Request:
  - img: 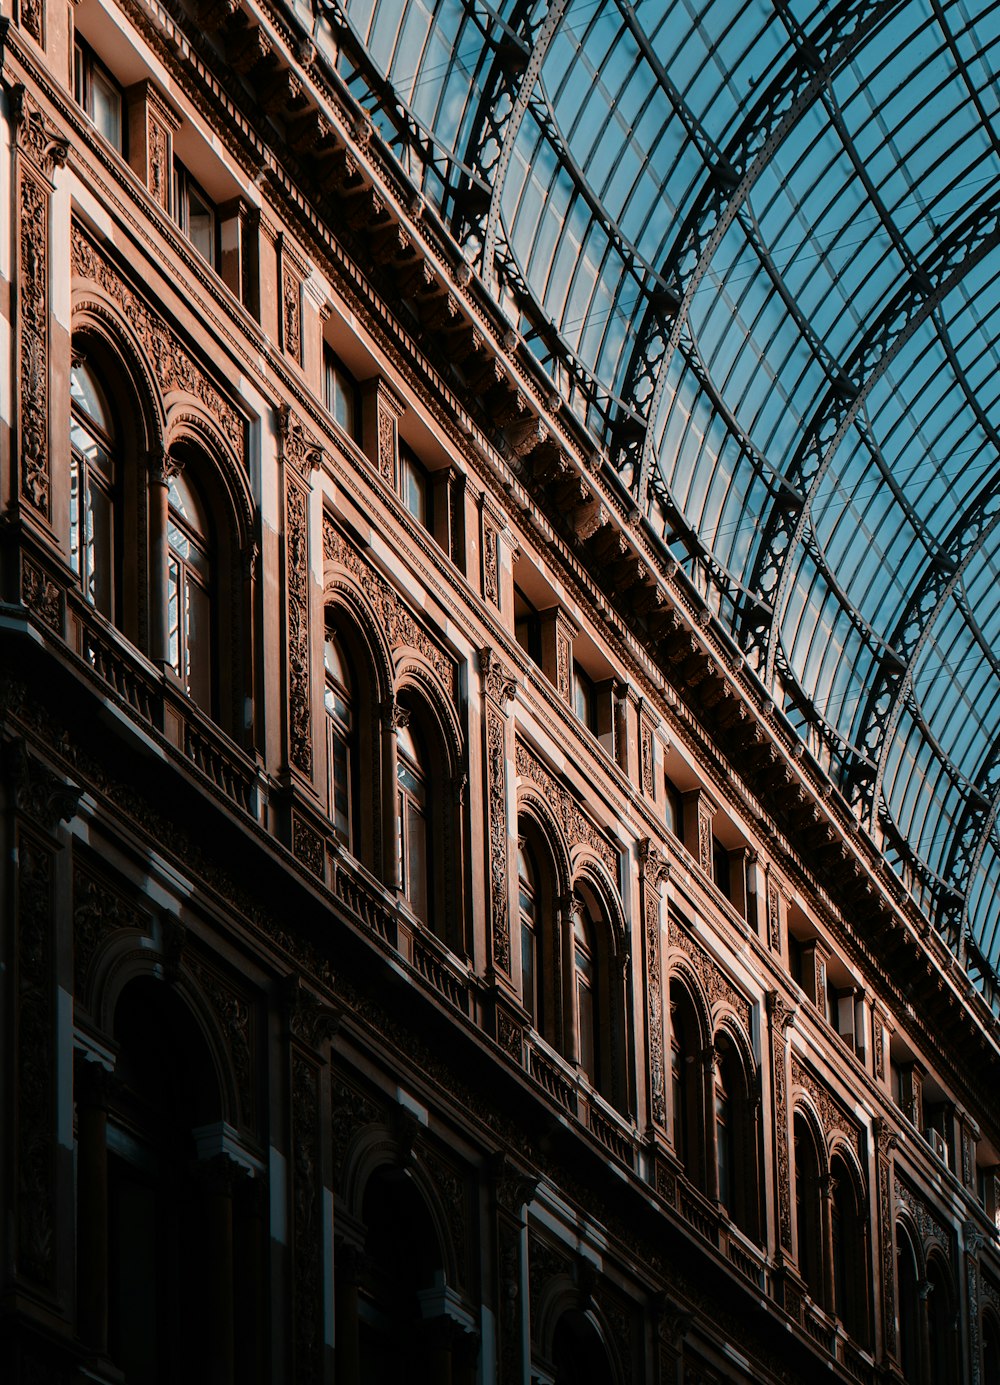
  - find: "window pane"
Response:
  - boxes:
[187,186,216,265]
[406,802,428,920]
[88,480,114,618]
[91,67,123,151]
[186,578,212,709]
[167,558,181,678]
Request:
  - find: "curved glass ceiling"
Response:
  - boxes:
[322,0,1000,1003]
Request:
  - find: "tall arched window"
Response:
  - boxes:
[324,631,356,849]
[714,1033,760,1239]
[551,1309,615,1385]
[574,899,598,1090]
[167,470,213,712]
[397,716,430,924]
[518,840,542,1032]
[830,1155,868,1344]
[896,1223,922,1383]
[70,360,119,621]
[927,1255,958,1384]
[793,1113,823,1301]
[669,981,704,1188]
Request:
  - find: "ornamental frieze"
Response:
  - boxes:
[71,226,245,460]
[666,911,752,1034]
[894,1173,954,1261]
[322,519,457,700]
[790,1053,862,1156]
[514,740,618,877]
[18,165,51,514]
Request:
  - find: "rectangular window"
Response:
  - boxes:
[399,445,431,529]
[514,585,542,667]
[572,661,596,732]
[74,39,124,153]
[173,160,218,268]
[324,347,358,439]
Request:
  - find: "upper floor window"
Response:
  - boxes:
[572,662,596,732]
[665,775,684,839]
[324,632,355,850]
[324,348,358,439]
[518,842,541,1031]
[173,160,218,268]
[399,445,430,529]
[167,471,213,713]
[70,361,118,622]
[74,40,124,153]
[396,717,430,923]
[514,585,542,668]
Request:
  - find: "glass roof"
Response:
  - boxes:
[321,0,1000,1003]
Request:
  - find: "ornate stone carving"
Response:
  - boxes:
[697,798,713,875]
[282,262,302,364]
[790,1054,862,1155]
[21,558,61,630]
[480,647,516,708]
[640,839,670,1129]
[528,1232,571,1342]
[640,721,654,798]
[187,955,256,1132]
[148,116,169,209]
[497,1008,522,1061]
[667,912,752,1034]
[767,990,795,1251]
[515,740,617,876]
[7,741,81,832]
[285,976,340,1051]
[330,1077,381,1178]
[71,226,245,459]
[894,1174,953,1260]
[292,813,324,878]
[73,864,147,999]
[422,1147,468,1285]
[16,831,55,1285]
[767,878,781,953]
[482,515,500,608]
[18,0,43,44]
[279,404,323,478]
[486,704,511,973]
[18,167,51,514]
[283,465,313,777]
[323,520,457,699]
[11,88,68,177]
[556,626,571,701]
[874,1117,898,1357]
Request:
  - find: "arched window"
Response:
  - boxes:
[830,1155,868,1344]
[714,1034,759,1241]
[551,1309,615,1385]
[669,981,704,1188]
[167,469,213,712]
[396,716,430,923]
[896,1223,922,1383]
[983,1312,1000,1385]
[70,360,119,622]
[927,1255,958,1384]
[518,839,542,1032]
[574,899,598,1090]
[793,1113,823,1301]
[324,631,356,849]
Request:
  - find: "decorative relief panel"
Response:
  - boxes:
[21,557,62,630]
[767,878,781,953]
[515,739,617,876]
[18,166,52,516]
[292,813,324,878]
[280,244,303,365]
[322,520,457,700]
[640,720,654,798]
[790,1054,863,1156]
[19,0,44,44]
[73,863,148,1000]
[640,839,670,1129]
[280,417,315,780]
[667,911,752,1034]
[482,514,500,608]
[894,1174,953,1260]
[71,226,245,459]
[486,705,511,973]
[290,1050,323,1383]
[875,1119,898,1358]
[187,954,256,1133]
[767,991,796,1252]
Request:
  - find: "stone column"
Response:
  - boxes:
[702,1045,721,1205]
[149,451,182,666]
[639,841,671,1136]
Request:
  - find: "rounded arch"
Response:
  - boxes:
[571,860,631,1115]
[713,1018,762,1243]
[926,1249,960,1384]
[667,960,712,1050]
[790,1096,830,1178]
[535,1280,622,1385]
[344,1143,459,1292]
[394,655,464,782]
[323,577,395,707]
[792,1105,826,1302]
[571,853,628,961]
[164,404,254,552]
[829,1144,870,1345]
[668,971,709,1190]
[71,293,166,456]
[895,1215,924,1383]
[92,934,240,1131]
[516,790,572,899]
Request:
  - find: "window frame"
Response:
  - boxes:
[74,37,126,154]
[172,158,220,269]
[323,347,359,441]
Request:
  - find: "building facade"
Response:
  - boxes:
[1,2,1000,1383]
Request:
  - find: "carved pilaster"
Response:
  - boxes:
[279,236,306,365]
[360,377,406,486]
[875,1118,898,1362]
[13,88,67,520]
[767,990,797,1253]
[638,703,657,800]
[481,649,516,978]
[640,840,670,1131]
[126,80,180,211]
[279,408,320,781]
